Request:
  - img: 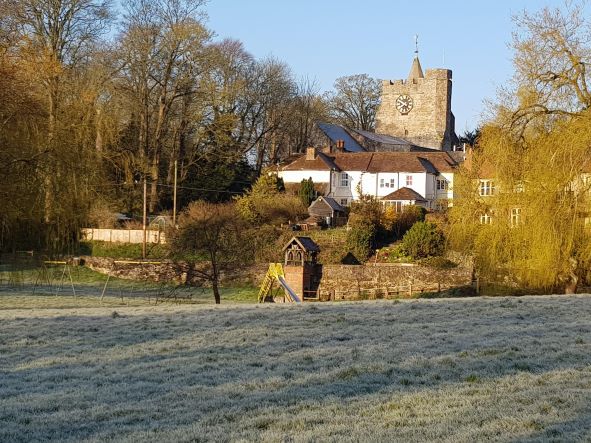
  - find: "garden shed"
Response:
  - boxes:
[308,196,347,226]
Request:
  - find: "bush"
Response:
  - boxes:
[346,221,376,263]
[235,174,306,224]
[299,177,316,207]
[401,221,445,259]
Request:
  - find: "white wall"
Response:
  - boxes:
[279,170,330,184]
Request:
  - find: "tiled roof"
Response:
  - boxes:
[317,123,365,152]
[282,151,458,174]
[282,151,340,172]
[382,187,427,202]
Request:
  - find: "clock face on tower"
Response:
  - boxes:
[395,94,414,114]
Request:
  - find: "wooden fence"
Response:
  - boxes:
[81,228,166,244]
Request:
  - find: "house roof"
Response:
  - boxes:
[309,196,345,213]
[382,187,427,202]
[282,236,320,253]
[281,151,458,174]
[317,123,365,152]
[282,151,340,172]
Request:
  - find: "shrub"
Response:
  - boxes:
[346,221,376,263]
[235,174,306,224]
[298,177,316,207]
[401,221,445,259]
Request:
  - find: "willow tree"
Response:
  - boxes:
[449,1,591,293]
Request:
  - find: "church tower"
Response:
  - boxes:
[375,50,456,151]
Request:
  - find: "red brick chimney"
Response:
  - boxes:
[335,140,345,152]
[306,147,317,161]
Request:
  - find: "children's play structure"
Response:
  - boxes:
[258,236,322,303]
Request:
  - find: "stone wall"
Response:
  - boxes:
[318,263,472,300]
[81,256,268,287]
[376,68,454,150]
[81,256,472,300]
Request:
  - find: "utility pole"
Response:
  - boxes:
[142,177,147,259]
[172,160,178,227]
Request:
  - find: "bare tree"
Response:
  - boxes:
[170,201,251,304]
[508,1,591,130]
[327,74,381,131]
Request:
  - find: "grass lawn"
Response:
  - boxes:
[1,295,591,441]
[0,265,258,309]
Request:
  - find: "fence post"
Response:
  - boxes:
[438,282,441,293]
[408,281,413,297]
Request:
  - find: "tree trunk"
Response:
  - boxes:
[212,278,221,304]
[149,154,159,213]
[564,257,578,294]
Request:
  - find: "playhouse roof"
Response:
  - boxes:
[282,236,320,253]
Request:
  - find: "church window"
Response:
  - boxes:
[339,173,349,187]
[406,175,413,187]
[479,180,495,196]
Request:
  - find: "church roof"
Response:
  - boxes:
[316,123,365,152]
[382,187,427,202]
[408,56,424,81]
[348,128,441,152]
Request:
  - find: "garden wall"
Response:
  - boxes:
[318,263,473,300]
[82,256,473,299]
[81,257,267,287]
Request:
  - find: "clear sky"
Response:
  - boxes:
[204,0,574,134]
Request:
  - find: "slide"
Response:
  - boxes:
[277,276,301,303]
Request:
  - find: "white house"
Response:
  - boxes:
[279,148,458,210]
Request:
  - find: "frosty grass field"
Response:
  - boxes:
[2,294,591,442]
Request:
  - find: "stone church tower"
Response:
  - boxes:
[376,55,456,151]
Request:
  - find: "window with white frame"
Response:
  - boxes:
[511,208,521,226]
[405,175,413,187]
[340,198,348,206]
[480,213,492,225]
[514,181,524,193]
[479,180,495,196]
[436,179,447,191]
[380,178,385,188]
[339,173,349,187]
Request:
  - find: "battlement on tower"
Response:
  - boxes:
[375,58,455,151]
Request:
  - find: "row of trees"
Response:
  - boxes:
[0,0,383,253]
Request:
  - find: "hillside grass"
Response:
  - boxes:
[2,295,591,441]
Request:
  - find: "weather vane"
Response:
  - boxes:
[414,34,419,55]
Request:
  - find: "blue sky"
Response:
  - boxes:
[205,0,574,133]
